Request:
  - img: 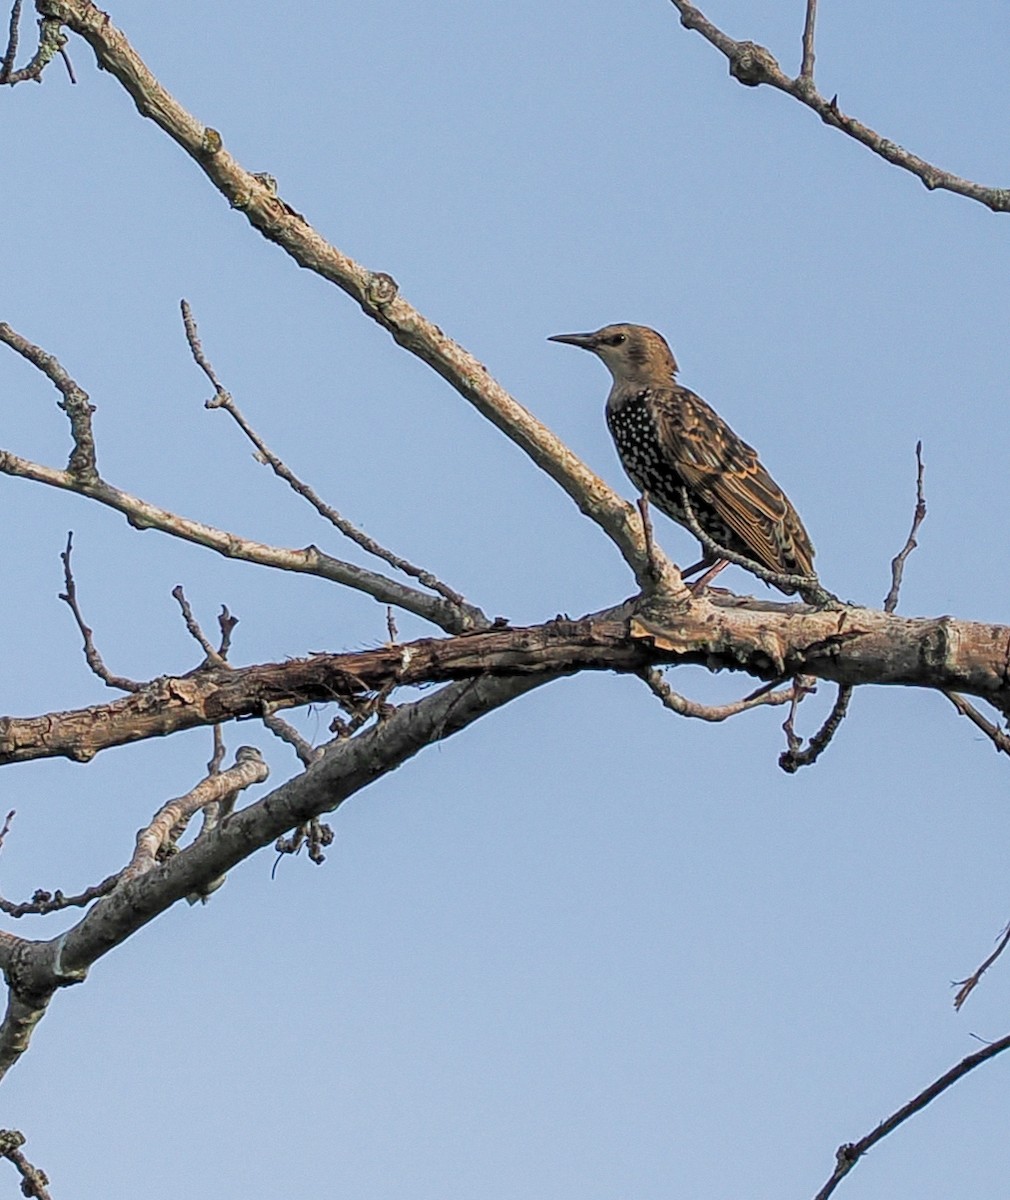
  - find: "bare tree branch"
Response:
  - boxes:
[0,1130,52,1200]
[0,0,22,81]
[32,0,685,596]
[2,603,1010,766]
[181,300,480,617]
[813,1031,1010,1199]
[121,746,268,884]
[953,920,1010,1012]
[944,690,1010,755]
[667,0,1010,212]
[0,9,64,85]
[0,671,547,1079]
[799,0,817,81]
[779,682,853,773]
[171,584,225,666]
[883,442,926,613]
[640,668,797,722]
[0,415,478,635]
[59,532,143,691]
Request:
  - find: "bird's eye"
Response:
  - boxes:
[607,334,627,346]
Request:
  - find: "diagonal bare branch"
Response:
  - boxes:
[945,690,1010,755]
[180,300,479,614]
[667,0,1010,212]
[0,322,97,479]
[677,486,834,605]
[953,920,1010,1012]
[0,671,548,1079]
[1,321,486,633]
[813,1031,1010,1199]
[33,0,684,596]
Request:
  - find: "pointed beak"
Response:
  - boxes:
[548,332,596,351]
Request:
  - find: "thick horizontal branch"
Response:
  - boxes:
[4,601,1010,765]
[33,0,677,593]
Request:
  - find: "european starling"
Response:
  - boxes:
[549,324,815,593]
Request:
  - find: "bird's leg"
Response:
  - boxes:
[689,558,729,595]
[679,554,715,581]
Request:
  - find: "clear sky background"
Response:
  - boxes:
[2,2,1010,1197]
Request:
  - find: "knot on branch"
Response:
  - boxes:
[729,41,778,86]
[366,272,399,308]
[0,1131,24,1154]
[200,127,223,159]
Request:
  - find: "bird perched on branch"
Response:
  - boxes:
[549,323,815,594]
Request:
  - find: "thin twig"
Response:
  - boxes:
[640,668,797,722]
[779,683,852,772]
[944,691,1010,755]
[262,706,320,767]
[883,441,926,613]
[180,300,477,613]
[953,921,1010,1012]
[813,1031,1010,1199]
[0,323,97,479]
[0,12,64,85]
[207,724,226,776]
[668,0,1010,212]
[59,532,143,692]
[171,585,224,665]
[0,811,14,856]
[0,874,119,918]
[217,604,238,658]
[57,42,75,83]
[0,1130,52,1200]
[799,0,817,80]
[0,0,22,82]
[121,747,268,885]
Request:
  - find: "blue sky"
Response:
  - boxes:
[2,2,1010,1196]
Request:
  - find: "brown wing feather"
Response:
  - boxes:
[649,387,815,576]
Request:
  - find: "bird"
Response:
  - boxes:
[548,323,815,594]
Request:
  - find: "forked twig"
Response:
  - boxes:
[668,0,1010,212]
[953,920,1010,1012]
[59,533,143,692]
[779,683,853,773]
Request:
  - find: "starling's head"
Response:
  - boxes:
[548,324,679,387]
